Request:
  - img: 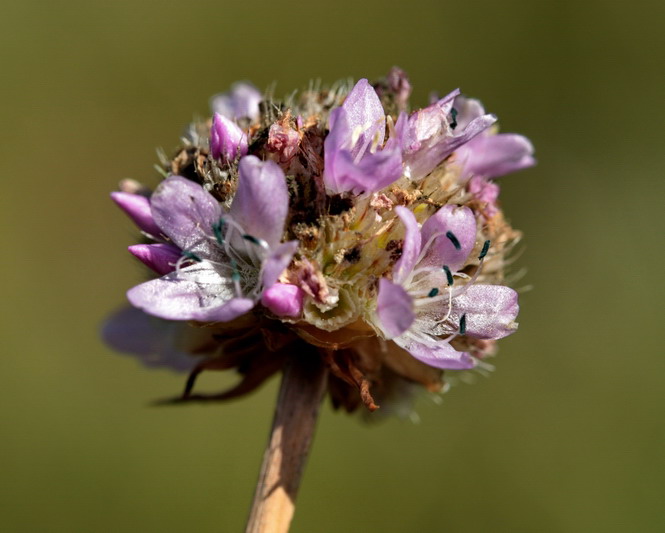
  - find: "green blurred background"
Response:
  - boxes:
[1,0,663,531]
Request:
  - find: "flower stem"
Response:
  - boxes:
[245,354,328,533]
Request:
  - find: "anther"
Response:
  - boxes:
[446,231,461,250]
[450,108,458,130]
[428,288,439,298]
[459,314,467,335]
[212,218,225,245]
[182,250,202,262]
[478,240,490,260]
[230,259,242,297]
[242,234,268,249]
[442,265,454,286]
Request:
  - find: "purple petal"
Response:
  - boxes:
[261,283,304,317]
[128,243,181,275]
[324,139,403,195]
[453,95,487,130]
[110,192,162,237]
[394,336,475,370]
[101,307,200,372]
[341,78,386,157]
[323,107,351,193]
[403,101,448,154]
[436,89,461,113]
[261,241,299,289]
[127,262,255,322]
[210,113,248,162]
[230,156,289,247]
[385,67,412,110]
[210,82,262,121]
[403,93,496,180]
[453,284,519,339]
[420,205,476,272]
[376,278,415,339]
[392,206,422,284]
[149,176,222,257]
[444,113,497,155]
[456,133,535,178]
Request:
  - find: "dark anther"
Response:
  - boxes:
[450,108,458,130]
[231,260,241,282]
[428,288,439,298]
[212,218,225,245]
[443,265,454,286]
[182,250,202,262]
[446,231,461,250]
[459,314,467,335]
[479,239,491,260]
[242,234,265,247]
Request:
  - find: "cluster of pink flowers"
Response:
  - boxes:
[105,68,533,413]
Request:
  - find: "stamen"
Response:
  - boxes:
[450,108,458,130]
[352,118,385,163]
[212,218,225,245]
[443,265,453,286]
[182,250,202,262]
[413,292,450,306]
[459,314,467,335]
[450,241,490,299]
[350,124,365,147]
[446,231,461,250]
[479,240,490,260]
[431,289,454,329]
[428,288,439,298]
[407,230,451,286]
[231,259,242,296]
[217,217,256,269]
[242,234,269,250]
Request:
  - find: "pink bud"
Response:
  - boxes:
[111,192,161,237]
[128,244,181,275]
[261,283,304,318]
[210,113,248,162]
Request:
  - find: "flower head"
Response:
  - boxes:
[106,71,533,415]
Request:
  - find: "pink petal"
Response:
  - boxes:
[452,284,519,339]
[341,78,386,157]
[457,133,535,178]
[127,263,254,322]
[230,156,289,248]
[210,113,248,162]
[420,205,476,272]
[110,191,162,237]
[101,307,200,372]
[149,176,222,257]
[261,283,304,317]
[395,336,475,370]
[128,243,181,275]
[210,82,262,121]
[376,278,415,339]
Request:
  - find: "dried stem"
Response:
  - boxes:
[245,355,328,533]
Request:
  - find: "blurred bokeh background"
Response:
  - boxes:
[1,0,663,531]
